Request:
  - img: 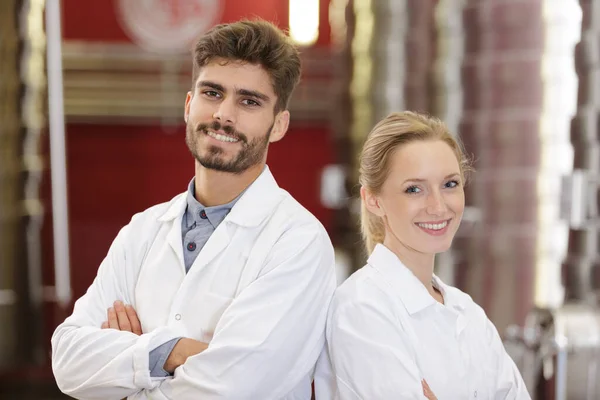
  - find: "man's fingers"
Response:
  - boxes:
[107,307,119,329]
[125,304,142,335]
[105,301,141,334]
[114,301,132,332]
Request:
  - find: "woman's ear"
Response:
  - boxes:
[361,186,386,218]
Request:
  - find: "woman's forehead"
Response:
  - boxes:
[387,141,461,181]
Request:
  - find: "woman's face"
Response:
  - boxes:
[364,140,465,255]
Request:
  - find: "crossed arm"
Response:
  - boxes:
[104,299,438,399]
[52,223,336,400]
[101,301,207,374]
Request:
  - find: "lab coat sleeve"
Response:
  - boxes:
[51,220,181,400]
[485,318,532,400]
[133,223,337,400]
[326,293,427,400]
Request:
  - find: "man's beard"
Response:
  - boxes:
[186,120,272,174]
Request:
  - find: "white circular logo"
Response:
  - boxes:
[115,0,224,55]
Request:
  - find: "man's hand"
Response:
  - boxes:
[99,301,207,373]
[422,380,437,400]
[163,338,208,374]
[101,300,142,335]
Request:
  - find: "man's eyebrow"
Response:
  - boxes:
[196,80,225,92]
[197,80,271,103]
[237,88,270,103]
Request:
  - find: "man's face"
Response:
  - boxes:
[184,59,289,174]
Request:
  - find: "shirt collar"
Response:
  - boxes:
[184,178,242,229]
[158,165,284,227]
[368,244,467,315]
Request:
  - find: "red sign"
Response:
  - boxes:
[115,0,223,54]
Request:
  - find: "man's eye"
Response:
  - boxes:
[242,99,260,106]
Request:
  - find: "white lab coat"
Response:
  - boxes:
[314,244,531,400]
[51,167,337,400]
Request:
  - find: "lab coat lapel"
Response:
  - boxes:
[192,222,231,272]
[187,167,279,273]
[170,166,280,274]
[158,193,188,274]
[165,213,186,274]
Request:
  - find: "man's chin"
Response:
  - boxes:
[196,148,231,165]
[198,158,230,170]
[195,155,244,174]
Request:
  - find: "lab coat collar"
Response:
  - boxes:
[368,245,466,315]
[368,244,437,315]
[158,166,283,228]
[368,244,471,339]
[432,273,470,336]
[432,275,468,312]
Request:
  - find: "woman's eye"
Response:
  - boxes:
[445,180,460,188]
[405,186,421,194]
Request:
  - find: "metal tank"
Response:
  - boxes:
[506,303,600,400]
[505,1,600,399]
[0,0,50,368]
[0,0,22,368]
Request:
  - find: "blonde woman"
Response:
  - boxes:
[321,112,530,399]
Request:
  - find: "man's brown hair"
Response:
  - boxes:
[192,19,302,113]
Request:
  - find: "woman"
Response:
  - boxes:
[324,111,530,399]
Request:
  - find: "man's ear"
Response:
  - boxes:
[184,91,192,123]
[360,186,386,218]
[269,110,290,143]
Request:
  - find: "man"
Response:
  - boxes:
[52,19,336,400]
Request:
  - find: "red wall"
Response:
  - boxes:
[62,0,332,47]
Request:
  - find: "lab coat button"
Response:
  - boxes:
[175,314,181,321]
[474,391,477,398]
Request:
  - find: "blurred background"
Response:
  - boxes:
[0,0,596,398]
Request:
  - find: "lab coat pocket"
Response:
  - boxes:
[192,292,233,343]
[464,323,493,399]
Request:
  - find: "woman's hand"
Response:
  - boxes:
[422,379,438,400]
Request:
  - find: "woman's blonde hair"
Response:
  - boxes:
[359,111,472,255]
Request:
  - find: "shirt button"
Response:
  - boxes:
[199,210,207,219]
[187,242,197,251]
[175,314,181,321]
